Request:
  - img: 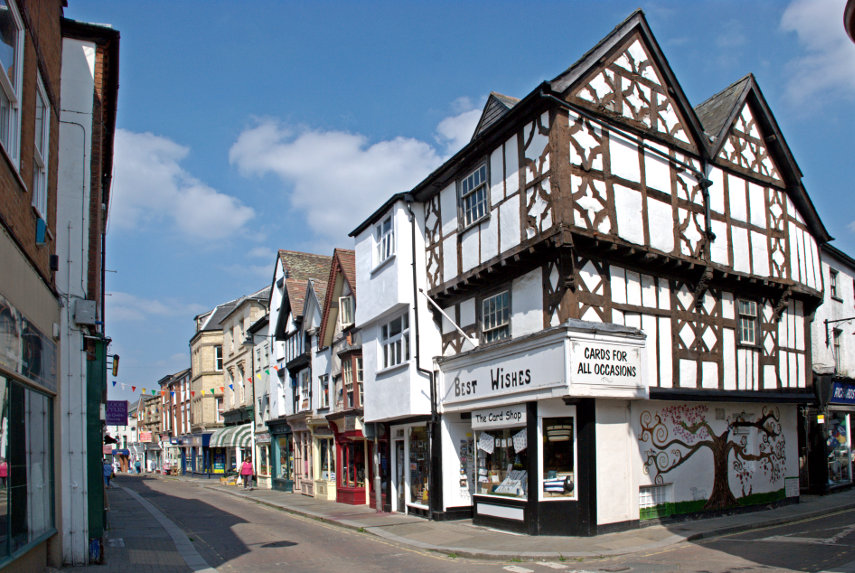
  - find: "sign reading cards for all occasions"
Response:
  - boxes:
[569,341,642,386]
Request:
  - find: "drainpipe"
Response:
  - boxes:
[403,194,438,518]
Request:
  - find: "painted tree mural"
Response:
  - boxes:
[639,405,786,510]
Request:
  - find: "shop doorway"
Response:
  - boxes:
[395,440,405,512]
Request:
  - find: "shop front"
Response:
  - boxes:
[287,413,313,495]
[328,412,369,505]
[208,423,252,473]
[806,375,855,493]
[188,433,212,474]
[387,419,432,516]
[437,321,646,535]
[255,431,272,489]
[268,418,294,492]
[311,423,336,501]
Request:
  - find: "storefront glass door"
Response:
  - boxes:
[828,411,852,485]
[395,440,404,512]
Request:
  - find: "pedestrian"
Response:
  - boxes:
[0,458,7,488]
[134,459,141,474]
[239,458,253,489]
[103,459,114,488]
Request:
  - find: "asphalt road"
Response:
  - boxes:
[122,478,855,573]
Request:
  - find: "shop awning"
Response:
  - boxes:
[208,423,252,448]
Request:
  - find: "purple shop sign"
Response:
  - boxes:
[106,400,128,425]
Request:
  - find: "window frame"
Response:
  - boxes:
[379,312,410,371]
[31,72,48,219]
[737,299,758,346]
[458,162,490,229]
[214,345,223,371]
[830,269,841,301]
[319,374,329,409]
[0,0,23,169]
[480,289,511,344]
[339,295,355,329]
[374,215,395,266]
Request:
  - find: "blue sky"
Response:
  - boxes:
[62,1,855,404]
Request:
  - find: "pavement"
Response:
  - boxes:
[53,472,855,571]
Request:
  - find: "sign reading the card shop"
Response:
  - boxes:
[471,404,527,430]
[569,341,641,386]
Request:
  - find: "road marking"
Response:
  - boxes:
[504,566,534,573]
[121,485,218,573]
[537,563,568,569]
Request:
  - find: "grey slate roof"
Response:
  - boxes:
[694,76,751,143]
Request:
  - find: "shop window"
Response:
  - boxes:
[277,437,292,480]
[342,442,365,488]
[258,446,270,476]
[737,300,757,345]
[481,290,510,343]
[318,438,333,481]
[542,417,575,498]
[828,411,852,486]
[476,427,528,499]
[409,427,430,505]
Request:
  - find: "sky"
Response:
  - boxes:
[61,0,855,405]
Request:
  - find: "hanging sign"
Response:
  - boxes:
[105,400,129,426]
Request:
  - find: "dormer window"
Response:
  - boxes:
[460,163,489,227]
[375,215,394,265]
[339,295,355,329]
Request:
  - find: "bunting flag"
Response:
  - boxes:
[132,386,136,392]
[210,389,216,395]
[265,369,270,375]
[229,384,233,390]
[247,378,252,383]
[161,390,166,396]
[256,373,261,379]
[151,390,157,395]
[112,381,117,387]
[220,386,225,392]
[273,365,279,371]
[171,391,175,397]
[191,391,195,397]
[142,388,146,394]
[121,383,126,390]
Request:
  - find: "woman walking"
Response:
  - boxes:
[239,458,253,489]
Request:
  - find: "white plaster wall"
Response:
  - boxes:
[748,182,766,228]
[813,255,855,377]
[609,134,641,184]
[441,417,474,510]
[511,269,543,338]
[58,37,96,566]
[499,197,520,254]
[750,230,770,277]
[644,143,671,194]
[614,184,644,245]
[710,220,729,266]
[633,401,799,511]
[596,400,637,526]
[646,197,673,253]
[708,167,725,215]
[728,174,747,223]
[440,182,457,238]
[732,227,750,274]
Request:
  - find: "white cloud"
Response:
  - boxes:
[248,246,275,260]
[111,130,255,240]
[436,108,482,155]
[107,291,206,322]
[781,0,855,106]
[229,122,443,244]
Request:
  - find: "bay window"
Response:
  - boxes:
[380,313,409,370]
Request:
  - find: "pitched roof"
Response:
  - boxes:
[319,248,357,346]
[277,250,332,281]
[197,298,239,332]
[472,92,520,140]
[694,76,751,142]
[284,278,309,318]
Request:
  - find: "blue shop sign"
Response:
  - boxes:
[830,382,855,405]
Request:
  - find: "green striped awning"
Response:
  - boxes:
[208,423,252,448]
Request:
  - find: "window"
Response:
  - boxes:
[356,356,363,408]
[481,291,510,343]
[375,215,394,264]
[214,345,223,371]
[380,313,409,369]
[339,295,354,329]
[319,374,329,409]
[830,269,840,300]
[343,359,353,408]
[542,418,575,499]
[0,0,22,166]
[475,426,528,499]
[216,397,223,422]
[737,300,757,345]
[31,74,48,218]
[460,163,488,226]
[297,369,310,411]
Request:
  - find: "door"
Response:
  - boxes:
[395,440,405,513]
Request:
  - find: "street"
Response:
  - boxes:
[105,475,855,573]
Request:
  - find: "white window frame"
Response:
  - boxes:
[830,269,840,300]
[834,328,843,373]
[481,290,510,343]
[339,295,355,329]
[380,313,410,370]
[31,73,48,218]
[0,0,23,168]
[375,215,395,266]
[460,163,489,227]
[356,356,363,408]
[214,345,223,371]
[737,300,757,346]
[319,374,329,409]
[343,359,354,408]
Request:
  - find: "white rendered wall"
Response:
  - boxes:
[57,37,96,566]
[813,253,855,378]
[595,400,637,526]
